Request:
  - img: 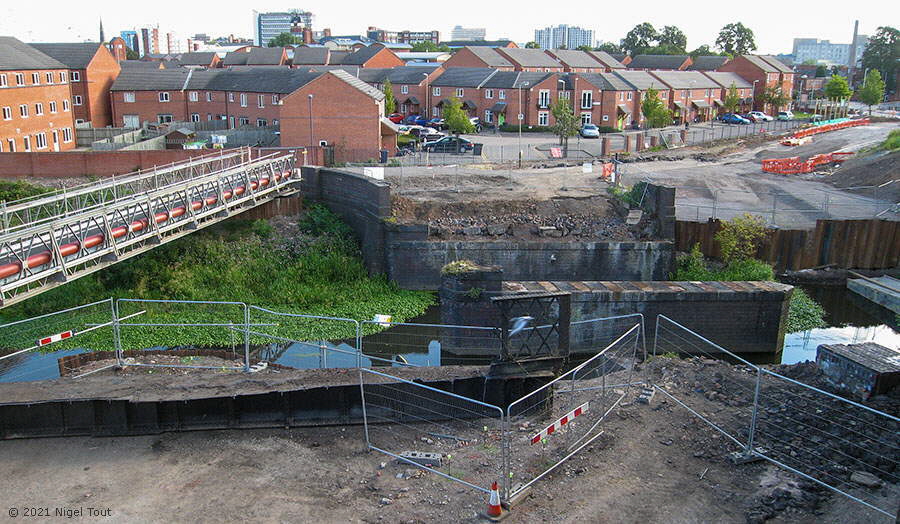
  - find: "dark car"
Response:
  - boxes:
[402,115,429,126]
[721,113,750,124]
[422,136,474,153]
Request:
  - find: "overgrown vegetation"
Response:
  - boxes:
[1,206,434,350]
[607,182,648,209]
[0,180,51,203]
[441,259,479,275]
[877,129,900,152]
[671,214,826,333]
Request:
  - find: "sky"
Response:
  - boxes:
[0,1,895,54]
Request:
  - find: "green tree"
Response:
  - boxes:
[549,97,579,154]
[715,22,757,56]
[723,83,741,113]
[622,22,658,56]
[267,32,300,47]
[641,86,673,128]
[823,74,852,100]
[857,69,885,114]
[442,97,474,136]
[759,85,790,113]
[814,65,828,77]
[382,79,395,115]
[524,41,540,49]
[658,26,687,53]
[688,44,716,58]
[576,45,593,51]
[801,59,817,66]
[860,26,899,92]
[594,42,621,53]
[125,48,139,60]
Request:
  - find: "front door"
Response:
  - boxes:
[52,130,59,151]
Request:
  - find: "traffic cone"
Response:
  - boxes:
[483,481,507,521]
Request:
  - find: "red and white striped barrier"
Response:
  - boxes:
[37,330,73,347]
[530,402,589,444]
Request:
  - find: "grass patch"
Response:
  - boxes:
[878,129,900,152]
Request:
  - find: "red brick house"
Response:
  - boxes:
[0,37,76,152]
[648,70,721,123]
[440,47,515,71]
[107,37,128,62]
[495,48,564,72]
[357,65,443,116]
[570,73,640,129]
[544,50,610,73]
[340,44,404,69]
[611,70,668,126]
[702,71,754,114]
[717,55,794,113]
[626,55,692,71]
[30,42,121,127]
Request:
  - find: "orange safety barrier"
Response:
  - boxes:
[790,118,869,140]
[761,151,854,174]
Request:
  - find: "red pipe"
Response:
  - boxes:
[0,173,285,280]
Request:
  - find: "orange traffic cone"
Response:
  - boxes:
[484,481,506,521]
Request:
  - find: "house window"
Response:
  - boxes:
[31,73,40,84]
[484,109,493,123]
[581,112,592,125]
[207,114,212,121]
[189,91,198,102]
[432,107,439,117]
[705,89,710,97]
[7,138,15,152]
[602,115,609,122]
[239,117,249,126]
[257,95,264,108]
[257,119,267,127]
[191,113,200,122]
[45,72,53,84]
[682,90,688,98]
[205,92,212,102]
[538,90,550,108]
[498,90,506,100]
[538,112,549,126]
[75,119,84,124]
[240,93,247,107]
[400,85,408,94]
[23,136,31,152]
[35,132,47,149]
[19,104,28,118]
[15,73,24,86]
[660,91,667,99]
[228,93,234,102]
[63,99,70,111]
[35,103,43,115]
[559,91,570,100]
[123,92,135,103]
[49,101,57,113]
[485,89,493,99]
[59,72,67,83]
[159,92,170,102]
[455,88,464,97]
[272,119,279,126]
[1,107,10,120]
[0,74,6,87]
[73,95,83,106]
[71,71,81,82]
[581,90,592,109]
[157,114,173,123]
[432,87,440,96]
[272,94,279,104]
[627,92,633,101]
[62,128,72,142]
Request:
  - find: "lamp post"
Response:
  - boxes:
[751,79,759,113]
[518,81,529,168]
[422,72,429,119]
[307,94,314,145]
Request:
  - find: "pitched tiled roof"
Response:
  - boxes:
[587,51,626,69]
[177,52,217,66]
[647,70,720,89]
[497,48,562,68]
[119,60,164,70]
[341,44,390,65]
[431,67,497,87]
[29,42,101,69]
[482,71,553,89]
[291,46,330,65]
[111,68,193,90]
[741,55,778,73]
[222,51,250,66]
[466,47,513,67]
[111,68,322,94]
[549,49,604,68]
[611,70,661,90]
[687,56,728,71]
[757,55,792,73]
[443,40,516,48]
[328,51,351,64]
[246,48,284,65]
[329,69,385,101]
[626,55,690,70]
[386,65,440,84]
[702,71,752,89]
[0,36,67,70]
[578,72,633,91]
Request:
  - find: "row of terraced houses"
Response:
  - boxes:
[1,35,796,160]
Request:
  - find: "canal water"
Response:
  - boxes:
[1,285,896,383]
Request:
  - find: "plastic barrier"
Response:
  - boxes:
[790,118,869,140]
[761,151,854,174]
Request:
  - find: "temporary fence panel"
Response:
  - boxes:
[115,299,249,371]
[360,367,506,498]
[360,320,501,367]
[248,306,364,369]
[651,315,761,450]
[752,369,900,519]
[569,313,647,360]
[0,298,118,381]
[505,324,642,499]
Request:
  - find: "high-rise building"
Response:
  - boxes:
[120,30,138,52]
[792,36,868,66]
[534,24,594,50]
[366,27,439,44]
[253,10,313,46]
[450,26,486,41]
[140,26,160,56]
[165,32,183,54]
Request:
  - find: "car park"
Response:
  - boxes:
[579,123,600,138]
[777,111,794,121]
[422,136,474,153]
[721,113,750,124]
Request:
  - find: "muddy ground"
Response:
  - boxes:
[1,358,895,523]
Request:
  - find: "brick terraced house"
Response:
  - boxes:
[0,37,76,152]
[718,55,795,113]
[648,70,722,123]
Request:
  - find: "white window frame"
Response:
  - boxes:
[31,73,40,85]
[206,92,213,102]
[123,92,135,103]
[23,136,31,152]
[63,99,70,112]
[0,74,6,87]
[62,128,72,142]
[257,118,267,127]
[19,104,28,118]
[15,73,25,86]
[49,101,57,113]
[627,92,633,101]
[272,94,279,104]
[272,119,279,126]
[485,88,493,99]
[238,117,250,126]
[190,113,200,122]
[432,87,441,96]
[158,92,170,102]
[6,138,15,152]
[35,103,43,115]
[581,112,592,125]
[455,88,464,97]
[257,95,264,108]
[538,112,549,126]
[59,72,67,83]
[189,91,198,102]
[71,71,81,82]
[484,109,493,123]
[498,90,506,100]
[400,85,408,94]
[538,90,550,108]
[73,95,83,106]
[1,107,10,120]
[228,92,234,102]
[45,72,53,84]
[602,115,609,122]
[432,106,439,117]
[240,93,247,107]
[580,90,592,110]
[157,114,174,124]
[35,132,47,149]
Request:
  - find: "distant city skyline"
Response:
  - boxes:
[0,0,891,55]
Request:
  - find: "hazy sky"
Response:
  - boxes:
[0,1,894,53]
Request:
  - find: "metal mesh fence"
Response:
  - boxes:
[360,320,501,367]
[570,313,647,359]
[360,367,506,496]
[0,299,116,382]
[505,324,641,498]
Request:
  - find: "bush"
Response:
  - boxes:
[607,181,648,209]
[441,259,479,275]
[0,180,51,203]
[786,288,827,333]
[879,129,900,152]
[498,124,553,133]
[714,213,767,264]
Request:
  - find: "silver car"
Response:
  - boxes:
[580,123,600,138]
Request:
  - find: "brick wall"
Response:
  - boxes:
[84,46,122,127]
[0,148,252,177]
[0,69,77,152]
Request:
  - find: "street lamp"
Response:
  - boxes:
[422,72,429,119]
[308,94,314,145]
[751,80,759,112]
[518,81,529,168]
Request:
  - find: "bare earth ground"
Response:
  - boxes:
[1,358,896,523]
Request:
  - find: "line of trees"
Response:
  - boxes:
[590,21,756,58]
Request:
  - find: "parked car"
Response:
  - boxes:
[396,125,413,135]
[421,133,445,142]
[387,113,404,124]
[777,111,794,121]
[809,114,824,122]
[721,113,751,124]
[403,115,429,126]
[747,111,773,122]
[428,118,447,130]
[422,136,474,153]
[579,123,600,138]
